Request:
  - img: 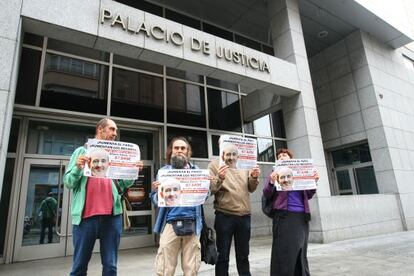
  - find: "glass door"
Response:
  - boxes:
[119,161,155,249]
[13,158,70,261]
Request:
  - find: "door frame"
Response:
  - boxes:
[333,161,374,195]
[13,158,70,262]
[4,115,162,263]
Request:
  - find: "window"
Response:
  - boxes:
[207,88,241,132]
[202,22,233,41]
[165,9,201,30]
[111,68,164,122]
[207,77,238,91]
[115,0,163,16]
[47,38,109,61]
[23,33,43,47]
[272,110,286,138]
[257,138,275,162]
[331,143,379,195]
[167,67,203,83]
[167,80,206,127]
[7,119,20,153]
[114,54,162,74]
[26,121,95,156]
[40,54,109,114]
[234,34,261,51]
[15,48,41,106]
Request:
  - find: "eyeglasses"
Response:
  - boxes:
[173,146,187,151]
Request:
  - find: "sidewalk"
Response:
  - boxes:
[1,231,414,275]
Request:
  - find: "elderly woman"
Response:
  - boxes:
[263,148,318,276]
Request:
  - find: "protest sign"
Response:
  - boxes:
[219,135,257,169]
[274,159,317,191]
[157,169,210,207]
[84,139,140,179]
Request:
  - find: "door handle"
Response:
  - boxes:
[55,161,73,237]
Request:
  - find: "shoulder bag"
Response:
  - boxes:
[114,180,132,230]
[200,206,218,265]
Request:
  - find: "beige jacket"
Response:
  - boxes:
[208,159,259,216]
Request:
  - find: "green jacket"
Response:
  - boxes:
[39,197,57,219]
[63,146,134,225]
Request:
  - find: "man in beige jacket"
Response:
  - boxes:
[208,143,260,276]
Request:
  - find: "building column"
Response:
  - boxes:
[267,0,329,242]
[0,1,22,199]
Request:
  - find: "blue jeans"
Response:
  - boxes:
[214,211,251,276]
[70,215,122,276]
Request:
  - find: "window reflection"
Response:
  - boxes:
[244,115,272,136]
[26,121,94,156]
[47,38,109,61]
[208,88,241,132]
[212,135,220,156]
[167,80,206,127]
[113,54,162,74]
[257,138,275,162]
[41,54,108,114]
[272,110,286,138]
[332,143,372,167]
[167,68,203,83]
[111,68,163,122]
[206,77,238,91]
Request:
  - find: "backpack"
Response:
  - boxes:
[261,193,275,218]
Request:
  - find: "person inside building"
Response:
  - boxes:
[38,191,57,244]
[64,118,143,276]
[151,137,207,276]
[263,148,318,276]
[89,148,110,178]
[208,138,261,276]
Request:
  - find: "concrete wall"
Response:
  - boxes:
[308,30,414,240]
[363,33,414,230]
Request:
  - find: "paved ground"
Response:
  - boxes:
[1,231,414,275]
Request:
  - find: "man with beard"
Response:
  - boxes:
[208,138,261,276]
[64,118,143,276]
[151,137,205,276]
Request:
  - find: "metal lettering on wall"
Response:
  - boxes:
[101,8,270,73]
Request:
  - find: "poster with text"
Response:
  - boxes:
[219,135,257,169]
[157,169,210,207]
[83,139,140,180]
[274,159,317,191]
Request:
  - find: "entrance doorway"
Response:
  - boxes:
[10,119,159,262]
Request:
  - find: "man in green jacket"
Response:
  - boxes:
[38,192,57,244]
[64,118,141,276]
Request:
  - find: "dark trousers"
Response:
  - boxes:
[271,211,310,276]
[70,215,122,276]
[214,211,251,276]
[39,217,54,244]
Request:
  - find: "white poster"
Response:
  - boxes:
[157,169,210,207]
[84,139,140,180]
[219,135,257,169]
[274,159,317,191]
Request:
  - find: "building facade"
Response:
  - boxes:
[0,0,414,263]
